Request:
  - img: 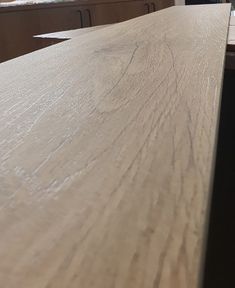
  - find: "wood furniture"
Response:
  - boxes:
[0,0,174,63]
[0,4,231,288]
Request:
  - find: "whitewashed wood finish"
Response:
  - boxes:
[0,4,231,288]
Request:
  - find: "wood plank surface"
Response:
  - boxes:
[0,4,231,288]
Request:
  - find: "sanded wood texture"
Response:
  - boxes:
[0,4,231,288]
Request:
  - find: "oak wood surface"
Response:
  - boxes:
[0,4,231,288]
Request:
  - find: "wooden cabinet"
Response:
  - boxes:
[82,0,174,27]
[0,10,40,61]
[157,0,174,9]
[142,1,157,13]
[0,0,174,62]
[91,1,149,25]
[0,5,84,62]
[38,6,83,33]
[143,0,175,12]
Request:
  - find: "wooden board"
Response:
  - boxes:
[0,4,231,288]
[35,24,110,39]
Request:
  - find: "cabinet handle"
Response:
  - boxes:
[151,2,156,12]
[77,10,83,28]
[85,9,92,27]
[144,3,150,14]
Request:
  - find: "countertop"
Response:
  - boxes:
[0,0,139,9]
[0,0,72,7]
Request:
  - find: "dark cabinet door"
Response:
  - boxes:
[38,6,83,33]
[144,2,151,14]
[91,1,149,26]
[156,0,175,10]
[0,10,41,62]
[151,2,157,11]
[0,6,83,62]
[81,7,93,27]
[144,0,174,14]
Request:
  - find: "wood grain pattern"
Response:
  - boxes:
[0,4,231,288]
